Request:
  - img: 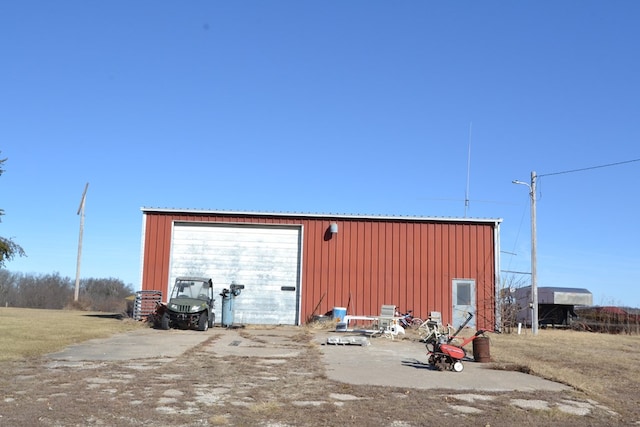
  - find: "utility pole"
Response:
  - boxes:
[512,171,539,335]
[74,183,89,302]
[513,159,640,334]
[530,171,538,335]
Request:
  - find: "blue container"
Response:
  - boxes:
[333,307,347,322]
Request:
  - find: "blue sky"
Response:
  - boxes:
[2,2,638,307]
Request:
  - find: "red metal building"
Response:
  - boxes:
[140,208,502,330]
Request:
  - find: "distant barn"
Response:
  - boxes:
[513,286,593,327]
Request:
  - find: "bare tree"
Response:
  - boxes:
[14,272,73,309]
[0,269,19,307]
[0,155,26,267]
[499,273,528,333]
[1,271,135,312]
[80,277,134,312]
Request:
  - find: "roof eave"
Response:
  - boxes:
[141,207,503,224]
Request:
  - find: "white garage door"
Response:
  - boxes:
[169,222,302,325]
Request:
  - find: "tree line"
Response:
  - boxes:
[0,270,135,313]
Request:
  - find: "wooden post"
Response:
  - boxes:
[74,183,89,302]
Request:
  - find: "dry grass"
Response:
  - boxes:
[0,307,146,361]
[489,328,640,411]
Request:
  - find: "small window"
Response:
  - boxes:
[457,282,471,305]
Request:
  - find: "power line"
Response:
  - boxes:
[539,158,640,178]
[501,270,531,275]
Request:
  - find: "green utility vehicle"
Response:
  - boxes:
[157,277,215,331]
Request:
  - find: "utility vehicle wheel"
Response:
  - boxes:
[452,361,464,372]
[198,312,209,331]
[208,313,215,328]
[160,313,170,330]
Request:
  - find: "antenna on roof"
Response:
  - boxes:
[464,122,472,217]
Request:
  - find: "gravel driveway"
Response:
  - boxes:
[0,327,618,426]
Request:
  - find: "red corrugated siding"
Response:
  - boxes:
[141,212,497,330]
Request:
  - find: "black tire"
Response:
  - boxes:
[208,312,215,328]
[160,313,170,330]
[198,311,209,331]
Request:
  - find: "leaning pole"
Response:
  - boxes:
[74,183,89,302]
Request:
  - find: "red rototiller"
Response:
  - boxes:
[425,313,488,372]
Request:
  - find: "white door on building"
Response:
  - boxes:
[452,279,476,329]
[169,222,302,325]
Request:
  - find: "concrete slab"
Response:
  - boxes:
[316,333,569,392]
[207,329,302,358]
[46,328,211,362]
[44,327,569,393]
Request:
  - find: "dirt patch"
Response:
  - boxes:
[0,328,631,426]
